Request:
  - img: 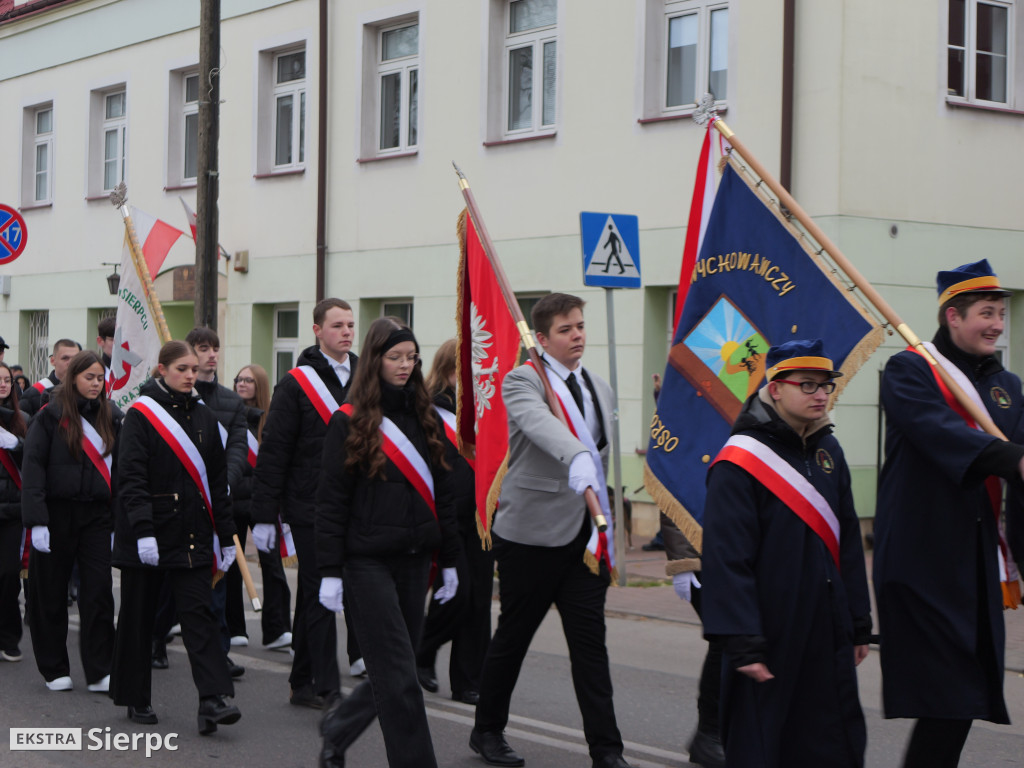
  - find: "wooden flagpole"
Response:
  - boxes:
[697,101,1008,441]
[453,164,609,532]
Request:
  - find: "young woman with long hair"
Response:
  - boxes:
[0,362,28,662]
[316,317,459,768]
[230,364,292,650]
[22,350,119,692]
[416,338,494,704]
[111,341,240,733]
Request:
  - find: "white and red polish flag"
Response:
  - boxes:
[180,197,228,260]
[674,120,717,331]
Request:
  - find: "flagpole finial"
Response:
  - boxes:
[693,94,718,127]
[110,182,128,209]
[452,162,469,191]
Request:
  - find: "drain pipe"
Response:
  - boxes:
[780,0,795,192]
[315,0,328,301]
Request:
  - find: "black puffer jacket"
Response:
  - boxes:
[194,377,248,490]
[252,345,357,527]
[433,388,477,536]
[231,405,262,511]
[112,379,235,570]
[0,404,26,524]
[19,371,58,417]
[316,382,458,577]
[21,395,121,528]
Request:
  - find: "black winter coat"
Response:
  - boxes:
[19,371,58,418]
[22,396,121,528]
[0,404,25,524]
[252,345,357,528]
[231,405,263,513]
[316,382,458,577]
[112,379,235,570]
[194,377,248,490]
[433,388,477,536]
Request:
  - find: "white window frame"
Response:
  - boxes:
[948,0,1015,107]
[381,299,414,330]
[272,304,302,382]
[166,68,200,188]
[375,20,420,155]
[255,37,309,176]
[87,84,128,197]
[272,48,307,171]
[21,102,54,206]
[502,0,558,138]
[663,1,728,115]
[102,90,127,192]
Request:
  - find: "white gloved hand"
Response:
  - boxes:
[0,426,18,450]
[251,523,276,554]
[220,545,237,572]
[568,453,599,496]
[31,526,51,553]
[319,577,344,613]
[137,536,159,566]
[673,571,701,603]
[433,567,459,604]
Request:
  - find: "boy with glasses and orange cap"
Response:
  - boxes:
[701,339,872,768]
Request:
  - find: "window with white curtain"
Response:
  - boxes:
[183,73,200,181]
[33,106,53,204]
[377,21,419,153]
[504,0,557,135]
[664,1,728,111]
[102,90,127,192]
[948,0,1014,105]
[273,48,306,169]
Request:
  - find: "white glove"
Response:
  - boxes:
[137,536,159,566]
[252,523,276,554]
[433,567,459,604]
[110,532,115,552]
[568,453,599,496]
[673,571,701,603]
[319,577,344,613]
[0,426,18,450]
[31,526,51,553]
[220,545,237,572]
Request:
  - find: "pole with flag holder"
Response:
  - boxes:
[692,96,1008,442]
[108,183,262,611]
[452,163,609,536]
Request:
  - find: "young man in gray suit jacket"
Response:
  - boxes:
[470,293,630,768]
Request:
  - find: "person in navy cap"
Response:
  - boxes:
[701,339,872,768]
[874,259,1024,767]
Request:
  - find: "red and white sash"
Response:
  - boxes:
[131,395,223,571]
[913,343,1021,608]
[290,366,341,425]
[0,447,21,490]
[525,361,616,574]
[713,434,841,568]
[434,405,475,470]
[32,378,54,395]
[81,418,112,491]
[339,403,436,516]
[245,429,259,468]
[196,397,229,448]
[1,449,29,576]
[242,424,294,562]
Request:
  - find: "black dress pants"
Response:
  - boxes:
[288,522,340,695]
[689,577,723,735]
[224,511,250,639]
[27,508,114,684]
[0,520,24,653]
[111,565,233,707]
[475,525,624,761]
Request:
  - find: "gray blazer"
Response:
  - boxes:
[492,362,613,547]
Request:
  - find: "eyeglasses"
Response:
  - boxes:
[383,353,420,365]
[774,379,836,395]
[234,377,256,385]
[0,378,10,385]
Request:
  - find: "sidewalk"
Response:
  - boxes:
[605,535,1024,674]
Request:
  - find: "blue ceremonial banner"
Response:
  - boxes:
[644,161,882,551]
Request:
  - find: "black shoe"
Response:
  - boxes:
[151,640,168,670]
[452,689,480,705]
[416,665,439,693]
[127,705,158,725]
[290,684,326,710]
[592,754,631,768]
[641,541,665,551]
[687,729,725,768]
[197,695,241,735]
[469,728,525,767]
[226,657,245,678]
[318,697,347,768]
[319,740,346,768]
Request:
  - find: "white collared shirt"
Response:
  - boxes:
[320,349,351,388]
[544,355,600,441]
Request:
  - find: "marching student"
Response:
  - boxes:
[875,260,1024,767]
[22,350,119,693]
[110,340,240,732]
[231,363,292,651]
[21,339,81,417]
[416,338,494,705]
[251,298,360,708]
[316,317,459,768]
[701,339,871,768]
[0,362,27,663]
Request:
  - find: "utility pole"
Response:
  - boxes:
[195,0,220,330]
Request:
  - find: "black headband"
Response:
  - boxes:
[383,327,418,353]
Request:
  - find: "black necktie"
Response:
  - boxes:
[566,372,585,415]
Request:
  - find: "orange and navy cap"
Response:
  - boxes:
[937,259,1011,306]
[766,339,843,381]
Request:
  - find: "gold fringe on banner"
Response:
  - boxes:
[644,461,704,555]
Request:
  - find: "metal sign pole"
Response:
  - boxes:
[605,287,627,586]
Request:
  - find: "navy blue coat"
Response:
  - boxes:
[702,392,870,768]
[874,328,1024,723]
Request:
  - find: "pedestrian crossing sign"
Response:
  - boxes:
[580,212,641,288]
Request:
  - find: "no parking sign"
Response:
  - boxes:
[0,204,27,265]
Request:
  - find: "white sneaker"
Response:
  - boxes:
[229,636,249,647]
[45,676,73,691]
[168,624,182,636]
[264,632,292,650]
[350,658,366,677]
[87,675,110,693]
